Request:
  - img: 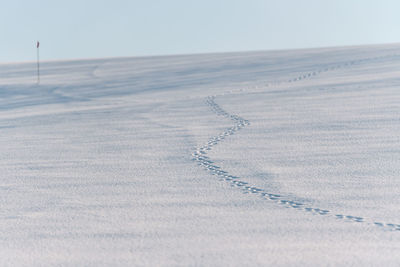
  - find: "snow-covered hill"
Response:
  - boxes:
[1,44,400,266]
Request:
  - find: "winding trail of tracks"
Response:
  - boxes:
[193,53,400,232]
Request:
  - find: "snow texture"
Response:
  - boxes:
[1,44,400,266]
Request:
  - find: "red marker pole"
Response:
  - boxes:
[36,41,40,84]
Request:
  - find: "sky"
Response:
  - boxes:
[1,0,400,62]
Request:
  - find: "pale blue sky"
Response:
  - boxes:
[1,0,399,62]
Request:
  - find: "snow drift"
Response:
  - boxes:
[1,44,400,266]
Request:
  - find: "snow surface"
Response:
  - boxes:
[1,44,400,266]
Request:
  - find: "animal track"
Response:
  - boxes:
[194,53,400,232]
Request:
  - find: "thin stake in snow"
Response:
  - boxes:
[36,41,40,84]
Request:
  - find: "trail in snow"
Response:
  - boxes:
[194,53,400,232]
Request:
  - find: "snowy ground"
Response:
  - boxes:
[1,44,400,266]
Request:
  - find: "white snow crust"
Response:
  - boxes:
[1,44,400,266]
